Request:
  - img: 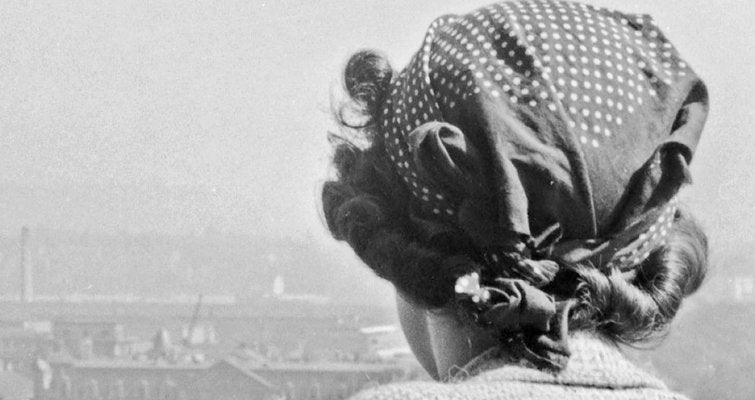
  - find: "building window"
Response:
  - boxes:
[87,378,101,400]
[58,372,72,400]
[308,382,322,400]
[138,379,151,400]
[159,378,178,400]
[284,381,296,400]
[336,383,350,400]
[108,379,126,400]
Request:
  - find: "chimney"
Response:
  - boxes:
[20,226,33,302]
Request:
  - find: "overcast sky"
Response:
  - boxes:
[0,0,752,248]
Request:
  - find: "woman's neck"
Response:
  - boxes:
[426,308,500,380]
[396,292,500,381]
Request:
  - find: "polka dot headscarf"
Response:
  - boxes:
[378,0,708,271]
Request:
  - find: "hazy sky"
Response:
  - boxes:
[0,0,752,246]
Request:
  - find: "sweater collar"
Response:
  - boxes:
[450,332,669,391]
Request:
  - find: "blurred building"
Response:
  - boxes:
[358,325,412,362]
[199,357,405,400]
[53,320,125,359]
[0,227,415,399]
[37,353,407,400]
[0,328,49,375]
[45,356,210,400]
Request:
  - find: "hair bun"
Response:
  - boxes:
[343,50,393,120]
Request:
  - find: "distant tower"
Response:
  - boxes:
[20,226,33,302]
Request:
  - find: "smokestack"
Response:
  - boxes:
[20,227,33,302]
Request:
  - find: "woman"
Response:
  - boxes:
[322,0,708,398]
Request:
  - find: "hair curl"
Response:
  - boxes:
[322,50,708,345]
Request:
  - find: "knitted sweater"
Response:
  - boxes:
[349,334,690,400]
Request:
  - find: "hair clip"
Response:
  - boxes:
[454,272,491,303]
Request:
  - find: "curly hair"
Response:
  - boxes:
[322,50,708,345]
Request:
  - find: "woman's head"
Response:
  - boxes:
[322,1,709,376]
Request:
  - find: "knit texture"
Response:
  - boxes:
[349,333,690,400]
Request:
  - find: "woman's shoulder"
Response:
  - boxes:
[348,380,691,400]
[349,333,693,400]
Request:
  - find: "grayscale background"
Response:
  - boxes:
[0,1,751,399]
